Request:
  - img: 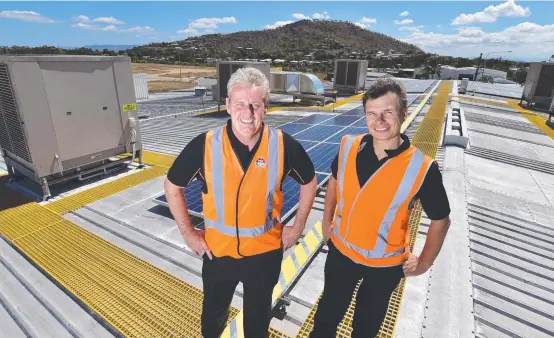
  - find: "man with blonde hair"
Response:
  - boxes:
[165,67,317,337]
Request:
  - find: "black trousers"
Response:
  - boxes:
[309,241,405,338]
[201,249,283,338]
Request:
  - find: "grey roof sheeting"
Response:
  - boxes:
[462,98,554,337]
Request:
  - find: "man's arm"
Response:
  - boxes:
[322,176,338,242]
[281,132,317,250]
[282,175,316,250]
[403,162,451,276]
[164,178,212,259]
[403,216,450,276]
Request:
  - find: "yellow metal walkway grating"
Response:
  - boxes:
[0,185,241,337]
[295,82,452,338]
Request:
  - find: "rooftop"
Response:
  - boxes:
[1,78,553,338]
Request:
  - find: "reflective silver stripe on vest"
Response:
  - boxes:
[205,126,281,238]
[335,144,426,260]
[266,128,280,225]
[334,135,356,237]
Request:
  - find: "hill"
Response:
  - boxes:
[84,44,138,51]
[131,20,423,61]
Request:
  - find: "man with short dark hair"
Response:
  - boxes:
[164,67,317,338]
[309,77,451,338]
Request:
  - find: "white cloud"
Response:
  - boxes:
[121,26,155,33]
[290,11,330,21]
[73,15,90,23]
[177,28,199,35]
[0,10,55,23]
[188,16,237,29]
[102,25,118,32]
[401,21,554,58]
[71,22,93,30]
[312,11,330,20]
[292,13,310,20]
[265,20,293,30]
[400,11,409,17]
[399,25,424,32]
[177,16,237,35]
[395,19,414,25]
[452,0,530,25]
[354,17,377,29]
[93,17,125,25]
[360,17,377,24]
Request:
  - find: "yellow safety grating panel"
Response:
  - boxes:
[295,82,451,338]
[142,150,177,169]
[0,186,240,338]
[506,99,554,139]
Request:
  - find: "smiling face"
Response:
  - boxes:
[226,83,266,143]
[364,92,406,141]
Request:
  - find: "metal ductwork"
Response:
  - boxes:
[270,71,324,95]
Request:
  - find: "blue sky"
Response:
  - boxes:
[1,1,553,61]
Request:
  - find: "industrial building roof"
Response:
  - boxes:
[1,79,553,338]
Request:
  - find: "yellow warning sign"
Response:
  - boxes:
[123,103,137,112]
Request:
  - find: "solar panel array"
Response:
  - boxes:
[467,82,523,99]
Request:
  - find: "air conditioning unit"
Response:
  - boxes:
[0,55,143,200]
[522,62,554,108]
[333,59,369,93]
[215,61,270,104]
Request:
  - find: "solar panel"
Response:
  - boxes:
[281,173,330,219]
[307,143,340,173]
[407,94,419,106]
[295,125,344,142]
[153,179,204,216]
[298,139,318,151]
[341,107,365,116]
[325,127,368,143]
[352,118,368,128]
[295,114,334,125]
[279,123,313,136]
[320,115,364,127]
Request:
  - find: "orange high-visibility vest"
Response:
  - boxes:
[331,134,433,267]
[202,125,285,258]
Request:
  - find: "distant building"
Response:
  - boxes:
[414,66,507,81]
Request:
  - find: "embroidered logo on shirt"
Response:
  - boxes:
[255,157,266,167]
[358,142,366,152]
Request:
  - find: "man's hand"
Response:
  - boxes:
[282,226,302,252]
[183,228,212,259]
[402,253,428,277]
[322,220,333,243]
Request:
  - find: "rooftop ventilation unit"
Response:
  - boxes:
[270,71,325,96]
[214,61,270,106]
[0,55,142,200]
[333,59,369,93]
[522,62,554,108]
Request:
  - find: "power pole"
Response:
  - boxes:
[474,53,482,81]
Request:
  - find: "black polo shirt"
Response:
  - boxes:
[167,119,316,192]
[330,133,450,221]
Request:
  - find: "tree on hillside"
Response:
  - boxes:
[513,68,528,86]
[422,57,441,79]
